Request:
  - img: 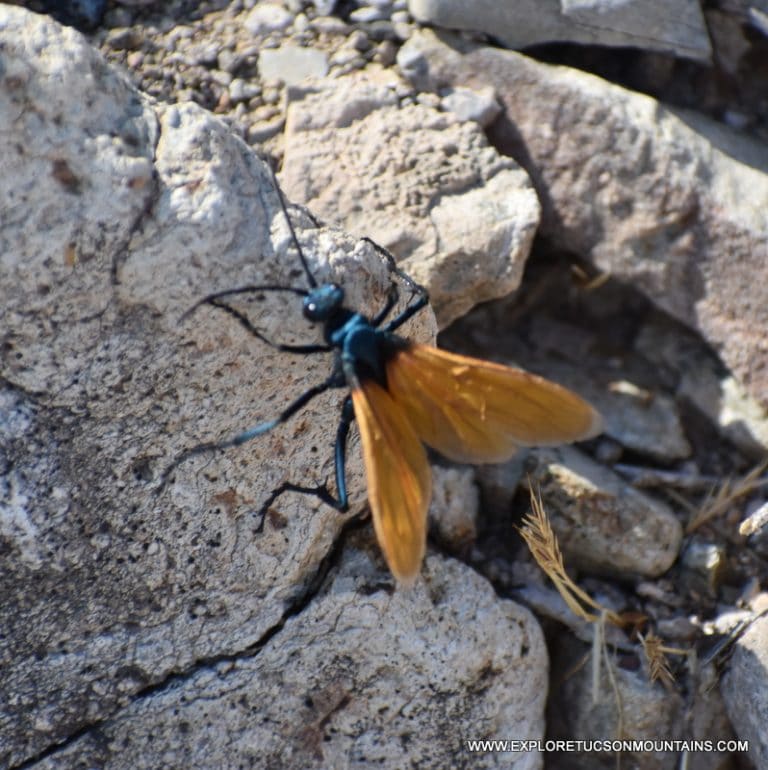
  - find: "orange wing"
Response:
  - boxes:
[351,378,432,585]
[385,343,602,464]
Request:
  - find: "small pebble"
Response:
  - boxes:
[193,43,220,66]
[217,49,243,74]
[374,40,397,66]
[348,29,370,51]
[311,15,349,35]
[312,0,338,13]
[209,69,233,87]
[441,85,501,127]
[105,27,142,51]
[416,92,440,109]
[259,46,329,85]
[229,78,261,102]
[392,19,412,40]
[247,114,286,143]
[262,86,281,105]
[126,51,145,68]
[349,6,389,23]
[244,3,294,35]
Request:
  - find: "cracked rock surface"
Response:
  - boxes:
[1,8,544,768]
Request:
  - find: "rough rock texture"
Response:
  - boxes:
[34,547,548,770]
[8,3,768,769]
[526,446,682,577]
[279,71,541,327]
[408,0,712,62]
[635,314,768,459]
[721,608,768,769]
[399,29,768,413]
[548,636,735,770]
[1,8,547,768]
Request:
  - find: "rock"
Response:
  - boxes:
[258,45,329,85]
[228,76,261,103]
[511,573,635,652]
[280,71,541,326]
[721,603,768,768]
[407,0,712,62]
[525,446,683,577]
[243,3,294,34]
[635,313,768,457]
[681,371,768,459]
[311,0,339,15]
[441,307,693,463]
[398,29,768,412]
[549,634,735,770]
[350,6,391,23]
[599,380,691,462]
[523,362,692,463]
[429,465,478,552]
[30,548,549,770]
[0,7,438,765]
[680,537,727,594]
[440,84,502,127]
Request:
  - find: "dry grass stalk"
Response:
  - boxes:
[686,457,768,534]
[521,487,688,701]
[637,631,686,688]
[519,487,623,626]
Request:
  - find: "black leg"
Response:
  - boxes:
[333,396,355,510]
[252,394,355,531]
[159,365,344,489]
[371,283,399,327]
[252,481,342,532]
[383,292,429,333]
[181,285,309,321]
[208,298,330,355]
[360,236,430,330]
[181,285,331,355]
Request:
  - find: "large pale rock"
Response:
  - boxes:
[280,71,541,327]
[0,8,549,769]
[33,548,548,770]
[398,29,768,415]
[408,0,712,62]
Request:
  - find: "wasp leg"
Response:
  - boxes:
[159,367,344,489]
[360,236,430,331]
[182,290,330,355]
[253,395,355,531]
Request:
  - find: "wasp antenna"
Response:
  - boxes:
[178,284,309,322]
[268,166,318,289]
